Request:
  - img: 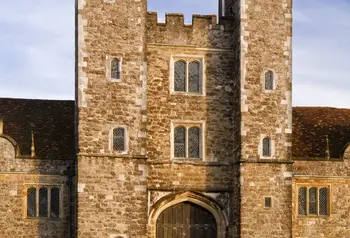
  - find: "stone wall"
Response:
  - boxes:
[77,156,147,238]
[76,0,148,237]
[146,11,239,237]
[292,146,350,237]
[238,0,293,236]
[0,137,72,237]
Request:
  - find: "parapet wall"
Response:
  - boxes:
[146,12,237,48]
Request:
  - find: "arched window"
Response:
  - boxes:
[174,60,186,92]
[113,127,125,151]
[27,188,37,218]
[39,187,48,217]
[173,124,203,159]
[174,126,186,157]
[50,188,60,218]
[262,137,271,157]
[189,61,200,93]
[265,70,274,90]
[188,127,200,158]
[111,58,121,80]
[298,187,307,215]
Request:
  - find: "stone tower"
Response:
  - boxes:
[76,0,148,237]
[232,0,293,237]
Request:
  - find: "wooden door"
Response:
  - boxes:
[156,202,217,238]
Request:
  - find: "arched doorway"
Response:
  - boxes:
[156,202,217,238]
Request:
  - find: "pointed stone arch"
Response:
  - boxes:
[340,142,350,160]
[148,191,227,238]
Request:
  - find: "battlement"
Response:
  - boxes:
[146,12,237,49]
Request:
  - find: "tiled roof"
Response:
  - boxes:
[1,98,349,160]
[0,98,75,160]
[293,107,350,159]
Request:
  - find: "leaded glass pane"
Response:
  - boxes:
[298,187,307,215]
[113,128,125,151]
[265,70,274,90]
[319,188,328,216]
[174,61,186,92]
[309,187,317,215]
[27,188,36,217]
[174,127,186,157]
[262,137,271,157]
[188,127,200,158]
[51,188,60,218]
[39,187,48,217]
[189,61,200,93]
[111,58,121,79]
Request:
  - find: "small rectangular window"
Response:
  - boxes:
[264,197,272,208]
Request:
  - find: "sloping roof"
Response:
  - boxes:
[293,107,350,159]
[0,98,75,160]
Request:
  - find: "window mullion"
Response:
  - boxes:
[185,127,188,158]
[36,186,39,217]
[186,61,189,93]
[317,188,319,216]
[48,187,51,218]
[306,187,309,216]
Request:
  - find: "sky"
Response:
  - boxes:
[0,0,349,108]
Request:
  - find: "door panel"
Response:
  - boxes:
[156,202,217,238]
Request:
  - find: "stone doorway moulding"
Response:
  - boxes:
[148,191,227,238]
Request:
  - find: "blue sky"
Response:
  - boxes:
[0,0,349,108]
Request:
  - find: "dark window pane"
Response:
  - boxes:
[113,128,125,151]
[174,61,186,92]
[262,137,271,157]
[51,188,60,218]
[265,70,274,90]
[189,61,200,93]
[188,127,200,158]
[27,188,37,217]
[264,197,272,208]
[111,58,121,79]
[319,188,328,216]
[39,187,48,217]
[174,127,186,157]
[298,187,307,215]
[309,187,317,215]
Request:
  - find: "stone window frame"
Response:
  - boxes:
[258,135,275,159]
[263,196,273,209]
[106,55,123,82]
[261,69,277,93]
[109,125,129,154]
[297,185,331,217]
[169,54,206,96]
[23,184,63,219]
[170,120,206,161]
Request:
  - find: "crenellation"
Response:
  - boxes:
[146,12,236,49]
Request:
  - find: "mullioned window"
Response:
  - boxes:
[298,186,329,216]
